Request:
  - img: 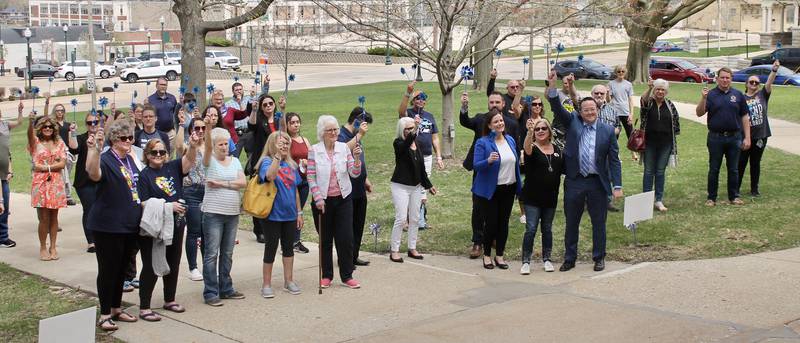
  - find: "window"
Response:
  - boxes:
[77,62,88,67]
[276,6,292,20]
[81,7,88,15]
[70,5,78,15]
[205,52,213,57]
[774,49,787,58]
[41,6,48,13]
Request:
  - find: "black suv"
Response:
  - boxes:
[751,48,800,72]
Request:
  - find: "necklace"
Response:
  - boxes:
[534,143,554,172]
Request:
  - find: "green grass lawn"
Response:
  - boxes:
[7,81,800,263]
[654,45,761,58]
[0,263,120,342]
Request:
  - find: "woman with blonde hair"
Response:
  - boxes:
[27,113,68,261]
[257,131,303,298]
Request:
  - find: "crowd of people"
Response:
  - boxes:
[0,58,777,331]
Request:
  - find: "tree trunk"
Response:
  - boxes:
[624,28,661,84]
[440,88,454,159]
[473,27,499,91]
[174,1,207,106]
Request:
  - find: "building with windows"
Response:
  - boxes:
[28,0,178,32]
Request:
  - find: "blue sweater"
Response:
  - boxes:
[471,133,522,200]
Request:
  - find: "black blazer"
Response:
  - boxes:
[390,133,433,189]
[459,108,519,171]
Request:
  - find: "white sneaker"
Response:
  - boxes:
[543,261,555,272]
[654,201,668,212]
[520,263,531,275]
[189,268,203,281]
[519,215,526,224]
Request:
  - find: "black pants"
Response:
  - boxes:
[620,115,633,140]
[94,231,138,315]
[263,219,296,263]
[478,184,516,257]
[471,194,484,244]
[253,216,266,239]
[74,185,97,244]
[351,195,368,263]
[138,220,185,309]
[124,240,139,282]
[738,137,767,194]
[311,195,354,281]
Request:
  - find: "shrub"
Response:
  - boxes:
[206,37,235,47]
[366,47,410,57]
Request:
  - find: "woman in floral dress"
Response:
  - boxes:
[27,114,68,261]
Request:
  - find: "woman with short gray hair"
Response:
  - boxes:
[85,118,142,331]
[640,78,680,212]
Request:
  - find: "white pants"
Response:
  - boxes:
[391,182,423,252]
[420,155,433,200]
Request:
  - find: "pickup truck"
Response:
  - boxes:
[119,59,182,83]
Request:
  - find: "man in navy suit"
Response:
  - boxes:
[545,71,623,272]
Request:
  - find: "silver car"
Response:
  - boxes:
[114,57,142,70]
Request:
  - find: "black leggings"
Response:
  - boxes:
[262,219,296,263]
[738,137,767,194]
[620,116,633,140]
[311,195,354,281]
[479,184,517,257]
[94,231,138,315]
[351,196,368,263]
[138,220,185,309]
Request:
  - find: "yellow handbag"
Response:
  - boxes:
[242,176,277,219]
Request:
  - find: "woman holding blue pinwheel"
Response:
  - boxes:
[27,110,68,261]
[247,93,285,243]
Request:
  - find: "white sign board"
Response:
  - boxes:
[623,191,655,227]
[38,306,96,343]
[86,78,96,91]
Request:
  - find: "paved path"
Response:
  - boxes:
[1,192,800,342]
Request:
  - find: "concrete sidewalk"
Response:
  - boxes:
[1,192,799,342]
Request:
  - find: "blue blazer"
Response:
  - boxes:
[547,89,622,196]
[471,133,522,200]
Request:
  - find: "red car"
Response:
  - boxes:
[649,58,715,83]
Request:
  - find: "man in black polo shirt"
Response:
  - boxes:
[147,77,178,148]
[695,67,751,206]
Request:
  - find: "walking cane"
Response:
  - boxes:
[318,210,323,295]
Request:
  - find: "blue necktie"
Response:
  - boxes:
[579,124,594,177]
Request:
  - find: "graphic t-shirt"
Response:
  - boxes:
[745,88,772,140]
[89,150,142,233]
[259,157,301,222]
[138,159,185,203]
[405,108,439,156]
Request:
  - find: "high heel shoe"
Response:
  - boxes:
[483,258,494,269]
[494,257,509,270]
[407,251,424,260]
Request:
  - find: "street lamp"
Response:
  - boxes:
[159,16,165,55]
[62,24,69,64]
[0,40,4,77]
[24,27,32,90]
[745,29,750,58]
[384,0,392,65]
[146,30,151,57]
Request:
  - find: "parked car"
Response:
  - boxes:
[750,48,800,71]
[733,65,800,86]
[554,58,612,80]
[651,41,683,53]
[140,52,181,63]
[113,57,142,70]
[55,60,116,81]
[16,63,56,79]
[205,50,240,70]
[649,58,714,83]
[119,58,182,83]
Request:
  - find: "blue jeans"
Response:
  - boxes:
[707,132,741,201]
[643,141,672,202]
[0,180,9,241]
[184,185,205,270]
[202,212,239,301]
[74,184,98,244]
[521,205,555,264]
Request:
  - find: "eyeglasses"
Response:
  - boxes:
[86,120,99,126]
[262,102,275,107]
[41,125,55,130]
[148,150,168,157]
[748,80,760,85]
[531,102,543,107]
[118,135,134,142]
[324,128,339,133]
[533,127,549,132]
[193,126,206,132]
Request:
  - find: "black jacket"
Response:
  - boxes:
[391,133,433,189]
[459,108,519,171]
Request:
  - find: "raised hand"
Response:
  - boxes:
[647,77,654,88]
[406,81,416,94]
[189,131,202,147]
[69,123,77,132]
[526,118,535,131]
[490,69,498,79]
[278,95,286,112]
[358,122,369,136]
[352,144,362,158]
[488,151,499,164]
[18,102,24,115]
[701,86,709,99]
[177,108,186,126]
[546,69,558,88]
[460,92,469,107]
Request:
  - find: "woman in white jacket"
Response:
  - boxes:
[307,115,363,289]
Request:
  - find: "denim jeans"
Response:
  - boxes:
[202,212,239,301]
[0,180,9,241]
[707,132,741,201]
[521,205,555,264]
[74,184,98,244]
[184,185,205,270]
[643,141,673,202]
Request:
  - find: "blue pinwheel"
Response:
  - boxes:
[288,74,295,82]
[524,95,533,106]
[112,81,119,104]
[31,86,40,113]
[549,60,555,65]
[400,67,410,81]
[417,92,428,101]
[48,76,54,83]
[460,65,474,93]
[521,58,530,80]
[98,96,109,110]
[777,42,783,49]
[187,101,196,113]
[284,74,296,96]
[183,75,190,82]
[554,42,566,66]
[494,49,502,69]
[206,84,215,94]
[47,76,54,95]
[274,111,283,131]
[354,96,367,132]
[70,98,78,121]
[233,75,240,82]
[578,54,584,62]
[145,80,151,96]
[179,86,187,95]
[411,64,417,70]
[192,86,200,95]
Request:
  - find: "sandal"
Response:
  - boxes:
[162,303,186,313]
[139,311,162,322]
[111,311,138,323]
[97,317,118,331]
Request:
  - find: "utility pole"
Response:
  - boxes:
[527,23,533,80]
[87,0,97,107]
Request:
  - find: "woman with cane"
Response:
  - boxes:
[307,115,362,289]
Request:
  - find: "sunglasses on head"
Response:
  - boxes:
[148,150,168,157]
[86,120,99,126]
[534,127,549,132]
[748,80,760,85]
[118,135,134,142]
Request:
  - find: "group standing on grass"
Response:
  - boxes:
[0,61,777,331]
